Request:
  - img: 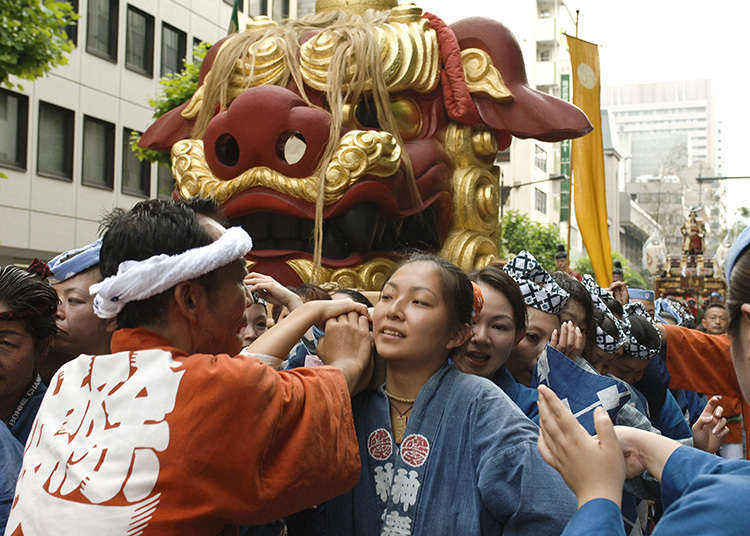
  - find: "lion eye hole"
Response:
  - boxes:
[354,96,380,129]
[215,133,240,166]
[276,131,307,166]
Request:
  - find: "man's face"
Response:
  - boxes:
[606,356,649,385]
[0,304,36,401]
[702,307,729,335]
[52,268,113,359]
[194,217,250,356]
[633,298,655,318]
[555,257,569,271]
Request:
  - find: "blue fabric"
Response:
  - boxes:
[492,366,539,422]
[562,446,750,536]
[670,389,707,427]
[48,239,102,282]
[8,382,46,445]
[634,351,670,418]
[284,326,324,370]
[628,289,654,301]
[321,363,576,535]
[0,422,23,534]
[725,225,750,280]
[533,345,631,435]
[653,390,692,441]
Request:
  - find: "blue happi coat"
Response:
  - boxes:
[321,363,577,535]
[562,446,750,536]
[492,366,539,421]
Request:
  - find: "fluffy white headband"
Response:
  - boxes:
[90,227,253,319]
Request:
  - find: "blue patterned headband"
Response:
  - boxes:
[623,301,662,360]
[581,274,630,353]
[504,251,569,314]
[48,239,102,283]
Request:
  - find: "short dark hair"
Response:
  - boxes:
[293,283,332,303]
[601,293,624,319]
[552,271,595,354]
[0,266,58,350]
[728,246,750,336]
[385,253,473,328]
[469,265,526,333]
[704,302,726,313]
[334,288,373,308]
[98,198,225,329]
[594,309,620,342]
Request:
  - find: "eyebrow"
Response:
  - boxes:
[0,329,25,337]
[383,282,438,298]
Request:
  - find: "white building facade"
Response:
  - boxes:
[0,0,308,266]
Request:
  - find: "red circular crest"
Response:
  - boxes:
[400,434,430,467]
[368,428,393,461]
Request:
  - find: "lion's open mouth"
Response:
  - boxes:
[229,203,441,261]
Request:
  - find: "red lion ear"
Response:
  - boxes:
[139,36,233,152]
[449,16,593,142]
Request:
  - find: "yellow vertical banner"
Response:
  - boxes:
[567,35,612,287]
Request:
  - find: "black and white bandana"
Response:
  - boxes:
[581,274,630,353]
[622,302,662,360]
[504,251,569,314]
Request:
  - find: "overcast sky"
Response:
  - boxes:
[424,0,749,224]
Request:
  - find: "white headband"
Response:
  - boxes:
[90,227,253,319]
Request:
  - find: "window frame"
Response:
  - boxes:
[65,0,80,46]
[160,22,187,77]
[0,89,29,171]
[82,115,115,190]
[86,0,119,62]
[125,4,154,77]
[121,127,151,197]
[535,187,548,215]
[36,101,75,181]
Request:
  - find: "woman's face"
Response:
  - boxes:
[373,261,465,367]
[606,355,649,385]
[559,299,588,339]
[590,345,622,375]
[506,308,561,386]
[454,282,521,379]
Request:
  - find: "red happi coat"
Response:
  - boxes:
[6,329,360,535]
[664,325,749,456]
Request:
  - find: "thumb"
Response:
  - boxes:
[593,406,617,445]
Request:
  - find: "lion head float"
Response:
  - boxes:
[140,0,592,289]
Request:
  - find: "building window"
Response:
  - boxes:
[125,5,154,77]
[537,49,550,62]
[65,0,79,45]
[82,116,115,189]
[496,147,510,163]
[161,23,187,76]
[86,0,119,61]
[157,164,174,199]
[272,0,290,20]
[0,89,29,170]
[37,102,74,180]
[122,128,150,196]
[535,187,547,214]
[249,0,269,16]
[534,144,547,172]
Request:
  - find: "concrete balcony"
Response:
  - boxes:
[535,60,556,87]
[536,17,556,42]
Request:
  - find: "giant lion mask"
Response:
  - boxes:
[140,1,592,289]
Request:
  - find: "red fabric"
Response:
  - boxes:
[664,325,749,455]
[423,12,481,125]
[8,328,361,534]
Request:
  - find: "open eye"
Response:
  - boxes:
[389,98,422,139]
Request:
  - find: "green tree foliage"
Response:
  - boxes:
[501,210,561,271]
[0,0,77,89]
[573,251,650,289]
[129,41,210,165]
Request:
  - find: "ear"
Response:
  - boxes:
[514,329,527,347]
[172,281,207,325]
[446,323,473,351]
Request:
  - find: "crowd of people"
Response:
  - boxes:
[0,197,748,535]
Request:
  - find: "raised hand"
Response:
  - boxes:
[550,321,585,359]
[691,395,729,453]
[244,272,304,310]
[537,385,626,508]
[607,281,629,307]
[317,311,374,394]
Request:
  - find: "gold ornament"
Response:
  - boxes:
[451,167,500,235]
[461,48,513,101]
[169,130,401,205]
[439,230,499,273]
[315,0,397,14]
[442,124,498,168]
[285,257,397,290]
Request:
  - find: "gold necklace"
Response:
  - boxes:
[383,388,417,404]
